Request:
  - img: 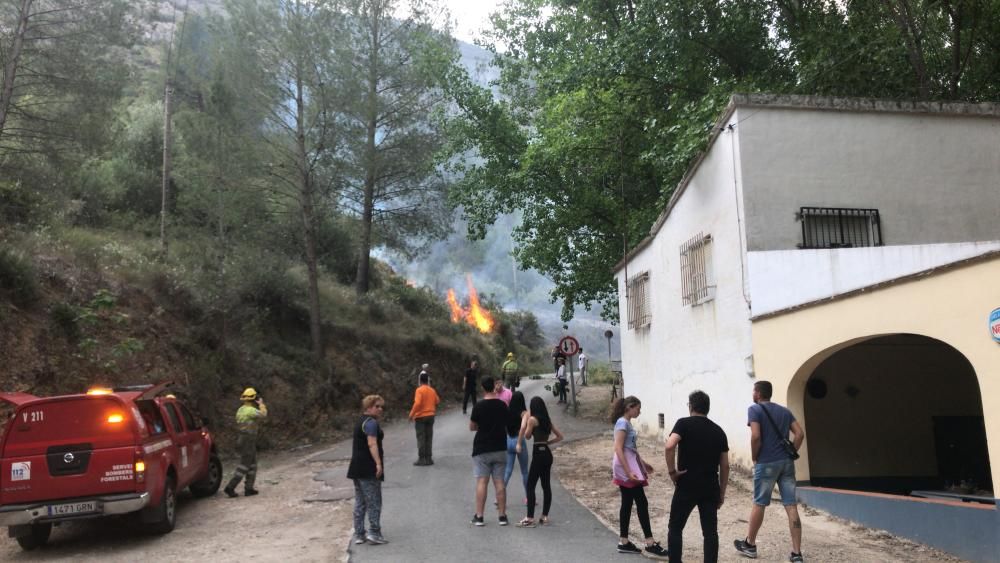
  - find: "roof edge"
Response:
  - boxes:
[731,93,1000,117]
[750,249,1000,322]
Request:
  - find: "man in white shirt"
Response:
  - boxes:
[578,349,589,386]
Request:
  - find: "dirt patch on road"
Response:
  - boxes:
[556,385,965,562]
[1,448,355,562]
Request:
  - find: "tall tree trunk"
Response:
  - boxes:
[355,0,381,296]
[882,0,931,99]
[295,63,324,364]
[0,0,33,144]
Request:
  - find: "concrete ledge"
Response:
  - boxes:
[798,486,1000,562]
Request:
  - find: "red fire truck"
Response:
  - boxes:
[0,382,222,550]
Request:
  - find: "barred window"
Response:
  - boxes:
[626,271,651,330]
[680,233,714,306]
[798,207,882,249]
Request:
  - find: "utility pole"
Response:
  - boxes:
[160,82,172,254]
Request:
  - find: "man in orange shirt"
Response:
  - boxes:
[409,372,441,466]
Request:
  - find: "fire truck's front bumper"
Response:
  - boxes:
[0,492,150,527]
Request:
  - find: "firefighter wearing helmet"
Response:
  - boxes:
[224,387,268,497]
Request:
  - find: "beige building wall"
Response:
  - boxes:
[750,256,1000,487]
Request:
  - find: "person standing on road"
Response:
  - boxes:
[409,372,440,466]
[578,348,589,386]
[470,376,510,527]
[495,377,513,406]
[224,388,267,498]
[611,396,669,559]
[501,352,520,389]
[556,358,568,404]
[463,359,480,414]
[734,381,806,563]
[504,391,530,504]
[417,363,430,386]
[347,395,388,546]
[664,390,730,563]
[551,345,566,377]
[517,396,564,527]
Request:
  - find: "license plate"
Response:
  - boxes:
[47,501,97,516]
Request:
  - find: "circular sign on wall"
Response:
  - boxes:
[990,308,1000,343]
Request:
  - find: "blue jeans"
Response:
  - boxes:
[504,435,529,495]
[752,459,797,506]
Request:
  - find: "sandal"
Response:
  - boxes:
[516,518,536,528]
[539,516,550,525]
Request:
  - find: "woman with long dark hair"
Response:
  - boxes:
[504,391,530,502]
[611,396,667,558]
[516,396,563,527]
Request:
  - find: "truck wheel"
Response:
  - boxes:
[147,475,177,534]
[14,523,52,551]
[189,454,223,498]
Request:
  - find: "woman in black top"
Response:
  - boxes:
[346,395,387,545]
[517,396,563,527]
[504,392,531,502]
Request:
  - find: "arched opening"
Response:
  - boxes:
[803,333,993,496]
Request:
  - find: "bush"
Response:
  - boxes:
[0,248,39,306]
[376,277,448,318]
[587,363,618,385]
[50,302,80,340]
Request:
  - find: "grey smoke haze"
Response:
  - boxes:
[390,41,622,362]
[383,212,622,364]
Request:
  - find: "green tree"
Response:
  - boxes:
[443,0,783,320]
[219,0,345,363]
[0,0,140,163]
[340,0,457,295]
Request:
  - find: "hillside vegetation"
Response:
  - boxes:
[0,226,545,446]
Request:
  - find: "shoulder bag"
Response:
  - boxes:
[758,403,800,460]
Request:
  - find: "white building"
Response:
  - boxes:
[614,93,1000,468]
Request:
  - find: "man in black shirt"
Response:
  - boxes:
[469,376,510,526]
[664,390,730,563]
[462,360,480,414]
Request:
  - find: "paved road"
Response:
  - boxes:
[311,377,615,563]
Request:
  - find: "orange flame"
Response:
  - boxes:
[465,275,494,333]
[446,288,463,323]
[446,275,495,333]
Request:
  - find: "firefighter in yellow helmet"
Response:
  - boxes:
[501,352,520,389]
[224,387,268,497]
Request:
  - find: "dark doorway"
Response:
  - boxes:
[803,334,992,496]
[933,416,992,494]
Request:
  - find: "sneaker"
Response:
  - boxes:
[644,542,669,560]
[244,488,259,496]
[471,514,485,527]
[353,535,366,545]
[499,515,509,526]
[789,552,804,562]
[224,487,238,498]
[734,538,758,559]
[365,533,388,545]
[617,541,642,554]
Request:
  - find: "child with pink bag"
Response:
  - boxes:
[611,396,669,559]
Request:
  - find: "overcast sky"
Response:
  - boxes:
[441,0,502,44]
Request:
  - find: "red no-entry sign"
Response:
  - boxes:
[559,335,580,356]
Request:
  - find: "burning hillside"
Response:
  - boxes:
[447,275,495,334]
